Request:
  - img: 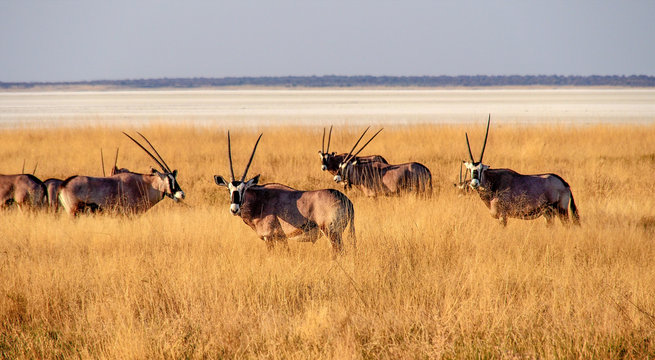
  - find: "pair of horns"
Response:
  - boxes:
[343,127,383,165]
[21,160,37,175]
[123,132,172,174]
[100,148,120,177]
[322,125,333,154]
[228,131,262,182]
[465,114,490,163]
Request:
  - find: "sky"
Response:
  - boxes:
[1,1,654,82]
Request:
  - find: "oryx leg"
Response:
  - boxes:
[543,206,556,226]
[488,198,507,226]
[556,193,571,225]
[297,226,321,243]
[258,216,288,252]
[322,225,344,256]
[262,236,276,251]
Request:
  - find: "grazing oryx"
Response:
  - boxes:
[45,149,129,212]
[463,115,580,226]
[319,126,388,175]
[214,132,355,255]
[58,133,184,215]
[335,128,432,197]
[0,174,47,210]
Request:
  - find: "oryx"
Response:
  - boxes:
[44,178,64,210]
[0,174,47,210]
[319,126,388,175]
[45,149,128,212]
[335,128,432,197]
[214,132,355,254]
[58,133,185,215]
[463,115,580,226]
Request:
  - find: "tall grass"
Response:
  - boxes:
[1,124,654,358]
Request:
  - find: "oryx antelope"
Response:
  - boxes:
[44,149,129,212]
[319,126,388,175]
[335,128,432,197]
[58,133,185,215]
[463,115,580,226]
[214,132,355,254]
[0,174,47,210]
[44,178,64,210]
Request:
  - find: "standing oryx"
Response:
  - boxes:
[335,128,432,197]
[0,174,47,210]
[58,133,185,215]
[319,126,388,176]
[214,132,355,255]
[44,149,128,212]
[462,115,580,226]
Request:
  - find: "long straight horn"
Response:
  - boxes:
[479,114,490,163]
[241,133,263,182]
[228,131,235,182]
[32,162,38,175]
[21,159,25,174]
[322,127,326,153]
[101,148,106,177]
[137,132,172,173]
[122,132,167,172]
[459,161,463,183]
[344,127,370,163]
[114,148,120,170]
[326,125,333,153]
[465,133,475,162]
[348,128,383,163]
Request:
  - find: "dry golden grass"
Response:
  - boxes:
[1,124,655,359]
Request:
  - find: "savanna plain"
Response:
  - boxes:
[1,90,655,359]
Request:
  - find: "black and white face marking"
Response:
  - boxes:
[214,175,259,216]
[227,181,245,215]
[154,169,185,201]
[464,162,488,189]
[318,151,336,171]
[168,170,185,201]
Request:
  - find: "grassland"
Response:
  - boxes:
[1,121,655,358]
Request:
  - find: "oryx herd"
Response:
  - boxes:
[1,116,580,254]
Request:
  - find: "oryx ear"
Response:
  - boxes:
[246,174,260,186]
[214,175,228,187]
[351,159,358,165]
[172,169,178,177]
[331,152,336,155]
[151,168,160,175]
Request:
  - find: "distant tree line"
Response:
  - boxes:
[2,75,655,89]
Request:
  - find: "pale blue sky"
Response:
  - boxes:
[1,1,653,82]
